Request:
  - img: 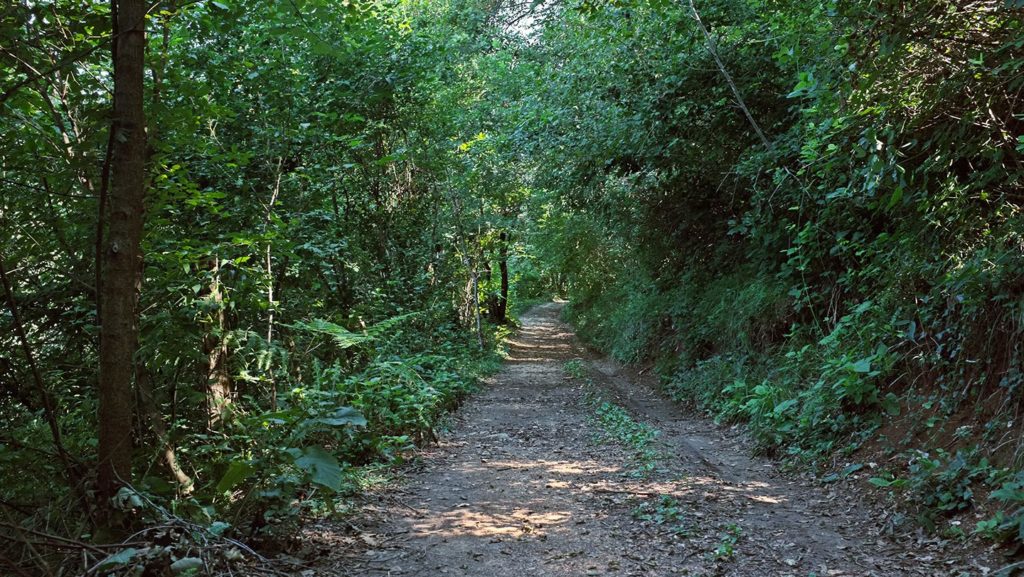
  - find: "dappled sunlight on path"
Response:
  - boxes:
[316,302,993,577]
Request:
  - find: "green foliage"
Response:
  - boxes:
[285,314,417,350]
[563,359,586,379]
[194,316,495,529]
[0,0,523,567]
[980,471,1024,542]
[4,0,1024,567]
[632,495,688,535]
[867,449,1022,537]
[713,523,742,561]
[583,388,662,477]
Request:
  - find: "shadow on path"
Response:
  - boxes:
[310,303,994,577]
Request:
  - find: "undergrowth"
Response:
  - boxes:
[0,309,503,574]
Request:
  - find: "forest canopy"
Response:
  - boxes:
[1,0,1023,574]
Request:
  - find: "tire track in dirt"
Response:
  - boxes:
[311,302,996,576]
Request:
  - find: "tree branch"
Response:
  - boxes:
[686,0,770,148]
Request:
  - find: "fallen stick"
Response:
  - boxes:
[0,521,108,555]
[589,487,668,498]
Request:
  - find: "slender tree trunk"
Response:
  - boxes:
[444,183,484,348]
[483,261,497,320]
[97,0,146,500]
[472,266,483,350]
[462,275,474,326]
[496,231,509,324]
[204,255,231,426]
[264,158,282,410]
[136,366,193,492]
[94,0,119,329]
[96,126,114,326]
[474,202,485,348]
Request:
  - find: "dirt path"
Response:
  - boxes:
[310,303,996,576]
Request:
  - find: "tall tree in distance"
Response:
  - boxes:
[97,0,147,501]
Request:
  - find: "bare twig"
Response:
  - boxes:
[0,253,78,479]
[589,486,667,497]
[995,560,1024,577]
[0,522,105,556]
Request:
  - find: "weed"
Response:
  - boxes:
[563,358,586,379]
[582,387,663,477]
[632,495,688,535]
[975,470,1024,542]
[713,523,742,560]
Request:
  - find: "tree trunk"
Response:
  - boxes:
[204,255,232,426]
[496,231,509,324]
[483,261,498,320]
[264,158,283,410]
[472,266,483,350]
[98,0,147,500]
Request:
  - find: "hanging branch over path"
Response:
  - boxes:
[685,0,770,148]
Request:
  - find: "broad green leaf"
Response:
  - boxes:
[170,557,204,574]
[293,446,344,491]
[208,521,231,537]
[95,548,140,571]
[885,186,903,210]
[316,406,368,427]
[881,393,900,416]
[851,358,872,373]
[216,461,254,494]
[773,399,798,415]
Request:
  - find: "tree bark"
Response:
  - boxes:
[264,158,283,410]
[472,266,483,349]
[483,261,497,320]
[444,187,478,338]
[97,0,146,500]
